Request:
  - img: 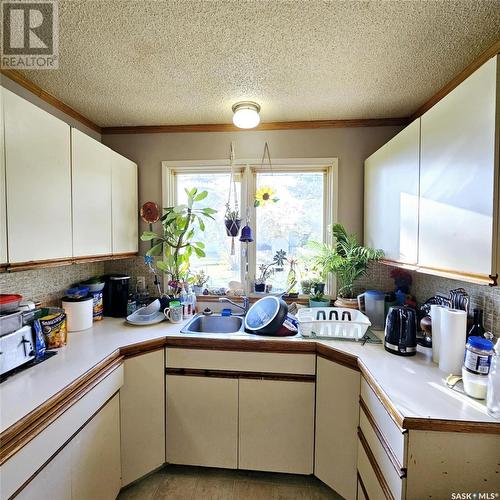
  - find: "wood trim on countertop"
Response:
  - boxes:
[2,335,500,465]
[8,391,120,500]
[358,427,395,500]
[411,39,500,120]
[1,69,102,134]
[165,367,316,382]
[0,354,123,465]
[360,398,406,476]
[101,117,409,135]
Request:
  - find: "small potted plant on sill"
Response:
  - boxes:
[255,264,275,293]
[309,289,330,308]
[309,223,383,309]
[190,270,209,295]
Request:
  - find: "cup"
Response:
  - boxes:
[164,305,183,323]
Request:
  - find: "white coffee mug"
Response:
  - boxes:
[164,306,183,323]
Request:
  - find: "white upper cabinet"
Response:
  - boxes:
[0,89,7,264]
[3,88,72,263]
[71,128,112,257]
[365,119,420,264]
[419,56,497,277]
[111,150,138,254]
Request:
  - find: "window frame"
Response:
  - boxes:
[162,157,338,293]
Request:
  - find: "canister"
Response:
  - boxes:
[62,296,93,331]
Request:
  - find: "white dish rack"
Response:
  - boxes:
[296,307,371,340]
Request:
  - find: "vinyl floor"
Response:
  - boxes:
[118,465,343,500]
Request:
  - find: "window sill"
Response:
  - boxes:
[195,294,313,306]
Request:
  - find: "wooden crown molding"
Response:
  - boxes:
[411,38,500,120]
[100,117,410,135]
[1,69,102,134]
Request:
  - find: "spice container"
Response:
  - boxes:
[462,335,494,399]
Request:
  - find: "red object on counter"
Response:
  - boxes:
[0,294,23,313]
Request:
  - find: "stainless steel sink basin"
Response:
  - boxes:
[181,313,245,334]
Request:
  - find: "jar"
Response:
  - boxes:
[487,339,500,418]
[462,336,494,399]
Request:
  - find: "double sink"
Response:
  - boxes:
[181,313,245,334]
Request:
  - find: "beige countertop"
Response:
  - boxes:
[1,317,498,435]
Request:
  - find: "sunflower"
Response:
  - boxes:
[254,186,279,207]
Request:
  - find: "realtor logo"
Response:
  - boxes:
[1,0,58,69]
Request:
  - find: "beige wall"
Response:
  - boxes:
[103,126,402,251]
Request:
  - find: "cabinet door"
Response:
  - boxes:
[121,350,165,486]
[315,357,360,500]
[71,128,112,257]
[3,88,72,263]
[239,379,315,474]
[16,443,72,500]
[364,119,420,264]
[419,56,497,276]
[71,394,121,500]
[0,89,7,264]
[111,151,138,254]
[166,375,238,468]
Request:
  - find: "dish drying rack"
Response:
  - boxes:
[296,307,371,340]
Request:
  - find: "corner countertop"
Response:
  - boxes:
[1,317,498,436]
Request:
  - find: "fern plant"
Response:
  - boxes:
[309,224,383,299]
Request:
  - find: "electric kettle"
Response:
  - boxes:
[384,306,417,356]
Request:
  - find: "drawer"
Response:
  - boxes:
[360,378,407,465]
[357,437,387,500]
[359,411,405,499]
[166,348,316,375]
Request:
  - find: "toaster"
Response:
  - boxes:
[0,325,35,376]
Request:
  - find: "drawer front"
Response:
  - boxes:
[360,378,406,465]
[0,365,123,499]
[359,412,405,499]
[166,348,316,375]
[357,438,387,500]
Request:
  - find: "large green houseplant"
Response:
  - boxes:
[140,188,216,297]
[309,224,383,305]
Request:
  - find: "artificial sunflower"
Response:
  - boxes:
[254,186,279,207]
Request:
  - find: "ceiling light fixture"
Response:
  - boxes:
[232,101,261,129]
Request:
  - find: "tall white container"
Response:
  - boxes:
[62,297,93,331]
[430,304,445,363]
[439,308,467,375]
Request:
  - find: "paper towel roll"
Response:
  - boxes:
[439,308,467,375]
[430,304,445,363]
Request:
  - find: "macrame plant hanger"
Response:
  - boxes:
[224,142,241,255]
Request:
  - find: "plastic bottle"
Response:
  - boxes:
[486,338,500,418]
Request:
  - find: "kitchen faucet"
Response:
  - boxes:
[218,296,250,315]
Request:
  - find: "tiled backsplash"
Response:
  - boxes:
[0,262,105,306]
[1,258,498,336]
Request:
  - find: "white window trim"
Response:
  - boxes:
[162,158,338,294]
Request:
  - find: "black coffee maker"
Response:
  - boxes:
[384,306,417,356]
[103,274,130,317]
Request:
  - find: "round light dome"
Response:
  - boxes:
[232,101,261,129]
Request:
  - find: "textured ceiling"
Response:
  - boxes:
[18,0,500,127]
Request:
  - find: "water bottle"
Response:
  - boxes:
[486,338,500,418]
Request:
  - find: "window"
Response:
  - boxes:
[163,158,337,293]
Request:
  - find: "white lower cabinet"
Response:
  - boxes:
[238,378,314,474]
[315,357,360,500]
[166,375,239,468]
[71,394,121,500]
[16,444,72,500]
[120,350,165,486]
[15,394,121,500]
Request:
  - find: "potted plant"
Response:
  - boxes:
[309,223,383,309]
[224,208,241,237]
[300,279,313,295]
[190,270,209,295]
[309,289,330,308]
[140,188,217,298]
[254,249,288,293]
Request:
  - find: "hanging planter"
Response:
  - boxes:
[223,142,241,255]
[254,142,279,207]
[224,215,241,237]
